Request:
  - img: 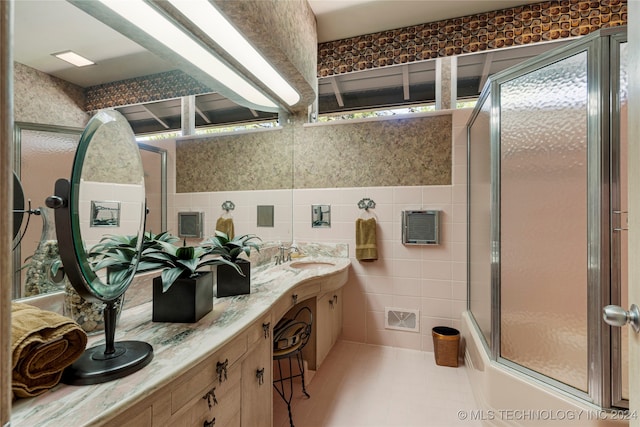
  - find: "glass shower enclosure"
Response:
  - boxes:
[467,27,628,409]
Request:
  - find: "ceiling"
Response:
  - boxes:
[12,0,553,133]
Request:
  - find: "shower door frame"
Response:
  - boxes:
[609,32,629,409]
[467,27,628,410]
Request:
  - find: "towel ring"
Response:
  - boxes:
[222,201,235,212]
[358,198,376,211]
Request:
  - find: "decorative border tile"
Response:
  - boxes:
[84,70,211,111]
[317,0,627,77]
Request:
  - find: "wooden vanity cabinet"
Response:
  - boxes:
[105,320,263,427]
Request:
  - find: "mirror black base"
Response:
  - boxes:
[61,341,153,386]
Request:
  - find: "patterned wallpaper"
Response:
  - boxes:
[13,62,88,127]
[317,0,627,77]
[175,114,451,192]
[294,115,452,188]
[175,128,294,193]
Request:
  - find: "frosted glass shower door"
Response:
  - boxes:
[499,51,589,392]
[15,125,81,298]
[468,94,492,347]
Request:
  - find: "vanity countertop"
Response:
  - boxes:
[10,256,350,427]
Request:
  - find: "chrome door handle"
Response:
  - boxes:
[603,304,640,333]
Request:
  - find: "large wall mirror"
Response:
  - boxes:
[12,123,167,301]
[11,1,294,303]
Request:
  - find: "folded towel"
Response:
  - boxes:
[215,217,235,240]
[356,218,378,261]
[11,302,87,399]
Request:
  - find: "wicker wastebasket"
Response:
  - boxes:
[432,326,460,367]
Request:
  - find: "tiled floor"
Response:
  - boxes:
[273,340,481,427]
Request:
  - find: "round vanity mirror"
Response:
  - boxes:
[47,110,152,385]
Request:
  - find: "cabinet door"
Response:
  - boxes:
[316,292,333,367]
[331,289,343,344]
[241,332,272,427]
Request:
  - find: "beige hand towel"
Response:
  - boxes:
[11,302,87,398]
[356,217,378,261]
[215,217,235,240]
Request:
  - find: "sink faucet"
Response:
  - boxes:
[274,245,298,265]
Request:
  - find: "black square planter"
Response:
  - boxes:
[152,271,213,323]
[216,260,251,297]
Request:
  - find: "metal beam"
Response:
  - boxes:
[330,76,344,107]
[402,65,410,100]
[142,104,170,129]
[194,103,212,124]
[478,52,494,92]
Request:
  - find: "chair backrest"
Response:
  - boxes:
[273,306,313,353]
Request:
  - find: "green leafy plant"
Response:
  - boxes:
[88,231,179,284]
[143,241,219,293]
[201,231,261,264]
[141,231,262,293]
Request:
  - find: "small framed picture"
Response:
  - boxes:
[90,200,121,227]
[312,204,331,228]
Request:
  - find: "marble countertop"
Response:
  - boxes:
[11,256,350,427]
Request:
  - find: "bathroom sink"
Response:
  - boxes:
[289,261,335,270]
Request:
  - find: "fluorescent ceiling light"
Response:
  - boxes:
[168,0,300,107]
[53,50,95,67]
[98,0,277,109]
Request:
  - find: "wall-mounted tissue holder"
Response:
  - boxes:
[402,210,440,245]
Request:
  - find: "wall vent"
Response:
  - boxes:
[384,308,420,332]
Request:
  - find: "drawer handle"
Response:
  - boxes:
[334,294,338,304]
[216,359,228,383]
[292,294,298,305]
[329,299,334,309]
[202,387,218,410]
[256,368,265,385]
[262,322,271,339]
[203,417,216,427]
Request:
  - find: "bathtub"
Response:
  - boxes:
[461,311,630,427]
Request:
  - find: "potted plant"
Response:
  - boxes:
[142,238,225,323]
[201,231,261,297]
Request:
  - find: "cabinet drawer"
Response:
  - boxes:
[247,313,272,346]
[170,374,241,427]
[273,282,317,321]
[170,333,247,413]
